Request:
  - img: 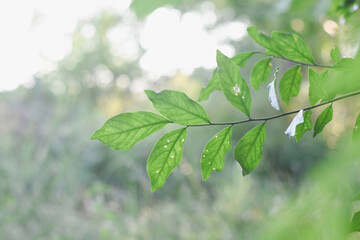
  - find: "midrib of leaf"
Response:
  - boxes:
[222,67,250,116]
[287,66,300,101]
[241,124,264,164]
[259,60,270,83]
[205,127,231,176]
[156,98,209,123]
[282,41,313,64]
[265,44,282,57]
[93,121,170,138]
[153,128,186,185]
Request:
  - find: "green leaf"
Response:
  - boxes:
[231,52,256,67]
[279,65,302,105]
[295,110,313,142]
[216,50,252,117]
[330,46,341,63]
[272,32,315,64]
[250,58,272,90]
[309,68,330,106]
[353,113,360,141]
[313,105,333,138]
[91,111,170,150]
[198,69,221,101]
[350,211,360,232]
[247,26,283,57]
[145,90,210,125]
[147,128,187,192]
[198,52,256,102]
[353,191,360,201]
[201,126,232,180]
[235,123,266,176]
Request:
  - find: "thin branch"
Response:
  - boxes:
[186,90,360,127]
[254,51,334,68]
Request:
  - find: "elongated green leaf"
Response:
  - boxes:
[272,32,315,64]
[216,50,252,117]
[235,123,266,176]
[147,128,187,192]
[247,26,283,57]
[313,105,333,137]
[250,58,272,90]
[353,113,360,141]
[279,65,302,104]
[198,69,221,101]
[330,46,341,63]
[91,111,170,150]
[201,126,232,180]
[309,69,330,106]
[327,57,360,96]
[350,211,360,232]
[353,191,360,201]
[145,90,210,125]
[198,52,256,102]
[232,52,256,67]
[295,110,312,142]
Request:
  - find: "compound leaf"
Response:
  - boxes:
[313,105,333,137]
[147,128,187,192]
[272,32,315,64]
[216,50,252,117]
[145,90,210,125]
[235,123,266,176]
[91,111,170,150]
[279,65,302,105]
[250,58,272,90]
[201,126,232,181]
[295,110,313,142]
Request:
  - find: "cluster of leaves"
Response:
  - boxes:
[92,26,360,192]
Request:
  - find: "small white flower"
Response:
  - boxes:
[284,110,304,137]
[267,80,280,111]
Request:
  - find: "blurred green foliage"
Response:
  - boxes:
[1,0,359,239]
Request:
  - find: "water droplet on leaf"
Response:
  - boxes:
[233,84,240,95]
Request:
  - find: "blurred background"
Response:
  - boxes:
[1,0,360,239]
